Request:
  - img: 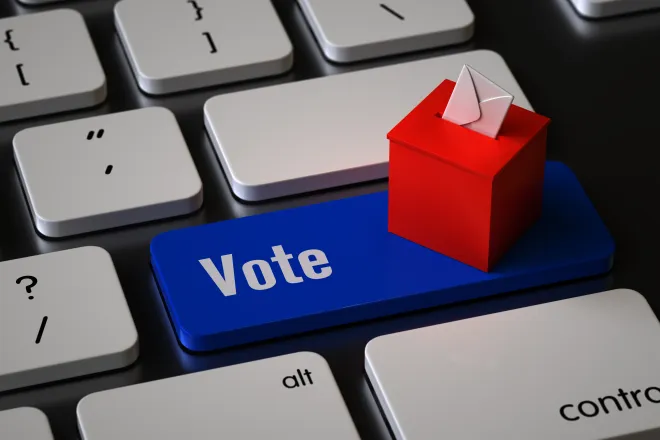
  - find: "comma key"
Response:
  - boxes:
[77,352,360,440]
[366,289,660,440]
[13,107,202,238]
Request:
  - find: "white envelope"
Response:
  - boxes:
[442,64,514,139]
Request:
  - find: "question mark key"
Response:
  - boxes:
[0,247,138,393]
[16,275,38,299]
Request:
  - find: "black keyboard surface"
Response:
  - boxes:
[1,0,659,438]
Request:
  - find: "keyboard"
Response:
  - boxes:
[2,0,660,439]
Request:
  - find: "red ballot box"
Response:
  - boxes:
[387,79,551,272]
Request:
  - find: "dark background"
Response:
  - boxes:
[0,0,658,438]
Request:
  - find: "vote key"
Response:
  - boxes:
[150,162,614,351]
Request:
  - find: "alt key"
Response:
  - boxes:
[77,352,360,440]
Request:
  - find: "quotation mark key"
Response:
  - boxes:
[87,129,104,140]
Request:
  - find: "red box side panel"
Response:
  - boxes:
[488,126,548,269]
[388,141,492,270]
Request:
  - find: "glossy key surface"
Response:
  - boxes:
[115,0,293,94]
[13,107,203,237]
[298,0,474,62]
[0,407,54,440]
[204,49,529,201]
[151,162,614,352]
[0,9,105,122]
[366,289,660,440]
[77,352,360,440]
[0,247,139,392]
[568,0,660,17]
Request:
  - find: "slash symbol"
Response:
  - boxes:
[35,316,48,344]
[380,4,405,20]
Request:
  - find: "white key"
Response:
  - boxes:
[77,352,360,440]
[205,49,530,201]
[16,0,62,4]
[0,9,106,123]
[0,408,54,440]
[14,107,203,237]
[114,0,293,94]
[0,247,138,393]
[569,0,660,17]
[299,0,474,63]
[365,289,660,440]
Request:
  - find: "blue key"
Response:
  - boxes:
[151,162,614,351]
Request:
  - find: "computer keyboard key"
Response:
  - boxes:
[569,0,660,17]
[299,0,474,63]
[150,161,614,352]
[16,0,62,4]
[0,407,54,440]
[14,107,203,238]
[77,352,360,440]
[0,247,138,393]
[0,9,106,123]
[205,50,530,201]
[114,0,293,94]
[366,289,660,440]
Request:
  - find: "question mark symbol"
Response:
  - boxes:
[16,276,38,300]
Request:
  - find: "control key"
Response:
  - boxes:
[366,289,660,439]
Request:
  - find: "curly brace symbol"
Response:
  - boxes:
[187,0,204,20]
[3,29,19,51]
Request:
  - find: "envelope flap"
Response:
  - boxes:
[469,65,512,102]
[443,65,514,139]
[442,65,481,126]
